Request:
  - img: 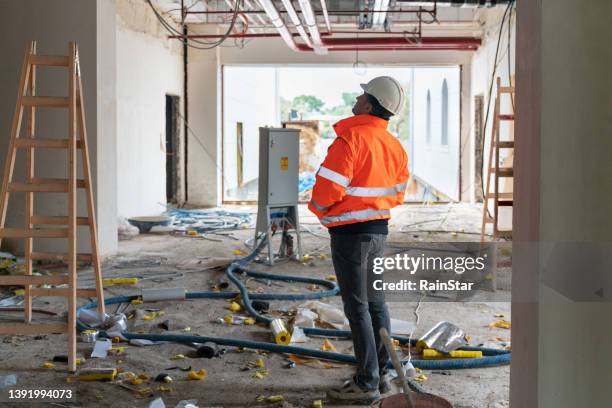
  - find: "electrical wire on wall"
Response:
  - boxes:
[479,0,515,201]
[146,0,244,50]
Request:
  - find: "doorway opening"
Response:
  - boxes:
[166,94,180,204]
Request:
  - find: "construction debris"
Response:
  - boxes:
[187,369,206,381]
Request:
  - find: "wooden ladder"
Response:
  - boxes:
[481,77,515,243]
[0,41,105,372]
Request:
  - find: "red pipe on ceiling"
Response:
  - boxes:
[320,37,481,47]
[295,36,481,51]
[305,46,479,51]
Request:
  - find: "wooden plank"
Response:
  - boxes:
[77,62,106,318]
[0,42,32,247]
[0,323,67,334]
[15,138,81,149]
[31,178,86,188]
[9,178,87,192]
[0,228,68,238]
[24,42,37,324]
[30,288,98,297]
[22,96,69,108]
[0,275,69,285]
[498,114,515,121]
[487,192,513,199]
[499,86,515,94]
[496,141,515,148]
[497,168,514,177]
[31,252,93,262]
[67,41,78,373]
[29,55,69,67]
[31,215,89,225]
[496,230,513,238]
[10,181,68,193]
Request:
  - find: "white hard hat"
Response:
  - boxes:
[360,76,405,116]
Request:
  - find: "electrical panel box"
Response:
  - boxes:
[257,127,300,206]
[255,127,302,265]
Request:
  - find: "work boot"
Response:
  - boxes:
[379,371,392,394]
[327,376,380,402]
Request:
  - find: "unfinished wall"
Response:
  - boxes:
[513,0,612,406]
[0,0,117,255]
[115,0,185,218]
[187,29,475,206]
[469,7,516,204]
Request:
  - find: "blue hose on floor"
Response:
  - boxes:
[77,239,510,370]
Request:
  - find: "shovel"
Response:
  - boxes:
[380,328,414,408]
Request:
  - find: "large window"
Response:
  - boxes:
[222,66,411,202]
[441,79,449,146]
[222,65,460,202]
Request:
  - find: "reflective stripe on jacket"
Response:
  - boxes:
[308,114,409,228]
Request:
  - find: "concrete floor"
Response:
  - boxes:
[0,204,511,407]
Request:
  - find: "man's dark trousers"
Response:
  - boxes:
[330,233,390,391]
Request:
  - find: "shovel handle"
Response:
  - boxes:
[380,328,414,408]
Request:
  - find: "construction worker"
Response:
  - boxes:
[308,76,409,402]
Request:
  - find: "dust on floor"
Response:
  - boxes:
[0,204,510,408]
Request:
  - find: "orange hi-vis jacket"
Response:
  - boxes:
[308,114,409,228]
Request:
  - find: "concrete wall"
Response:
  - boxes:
[513,0,612,406]
[115,0,184,217]
[0,0,117,255]
[469,7,515,203]
[187,28,475,206]
[411,67,461,200]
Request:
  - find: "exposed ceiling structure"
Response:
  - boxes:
[151,0,511,52]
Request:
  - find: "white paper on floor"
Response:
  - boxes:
[289,326,309,344]
[91,338,113,358]
[298,300,348,329]
[294,308,318,328]
[148,397,165,408]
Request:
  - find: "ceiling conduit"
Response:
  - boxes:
[279,0,314,48]
[297,0,328,54]
[256,0,301,51]
[319,0,332,32]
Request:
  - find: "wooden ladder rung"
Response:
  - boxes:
[0,275,69,285]
[31,216,90,226]
[486,192,513,200]
[31,252,93,262]
[498,114,515,121]
[0,228,68,238]
[29,55,70,67]
[22,96,69,108]
[30,288,98,298]
[0,323,68,335]
[15,139,82,149]
[498,200,514,206]
[496,230,513,238]
[8,178,86,193]
[496,141,515,148]
[499,86,515,93]
[490,168,514,177]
